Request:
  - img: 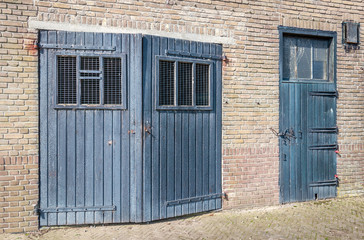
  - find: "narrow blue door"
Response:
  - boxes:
[279,27,338,203]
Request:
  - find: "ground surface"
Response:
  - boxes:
[2,196,364,240]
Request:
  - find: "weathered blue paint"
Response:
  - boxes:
[279,26,337,203]
[39,30,143,226]
[142,35,223,221]
[40,30,222,226]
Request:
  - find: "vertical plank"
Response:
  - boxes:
[66,111,76,225]
[195,41,204,212]
[181,40,190,215]
[121,34,130,222]
[173,111,182,217]
[181,113,189,215]
[294,84,301,202]
[85,29,96,224]
[134,34,143,222]
[85,111,95,224]
[75,111,85,224]
[166,112,175,218]
[202,113,209,211]
[46,31,58,226]
[142,35,152,222]
[188,40,197,214]
[75,31,85,225]
[289,84,296,202]
[159,113,167,219]
[307,84,314,200]
[301,84,308,201]
[215,44,223,209]
[112,33,122,223]
[56,30,67,226]
[188,113,196,213]
[94,110,104,224]
[151,35,160,221]
[39,30,49,226]
[280,83,290,203]
[159,37,168,219]
[57,110,67,225]
[142,36,154,221]
[112,111,121,222]
[208,43,217,211]
[103,111,113,223]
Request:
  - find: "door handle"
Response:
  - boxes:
[144,121,154,137]
[298,130,302,139]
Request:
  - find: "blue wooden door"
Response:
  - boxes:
[141,36,223,221]
[279,29,338,203]
[280,83,338,203]
[39,30,143,225]
[39,31,222,226]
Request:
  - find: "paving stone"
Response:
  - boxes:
[1,196,363,240]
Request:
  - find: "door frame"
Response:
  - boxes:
[278,26,338,203]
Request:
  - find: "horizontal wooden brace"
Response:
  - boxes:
[39,205,116,213]
[166,193,223,206]
[309,180,337,187]
[165,50,222,60]
[310,127,338,134]
[39,43,116,51]
[309,91,338,98]
[309,144,338,150]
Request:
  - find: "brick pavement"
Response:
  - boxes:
[1,196,363,240]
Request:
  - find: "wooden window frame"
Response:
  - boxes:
[54,52,127,110]
[279,26,337,84]
[155,55,214,111]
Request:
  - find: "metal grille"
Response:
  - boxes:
[57,56,77,104]
[196,63,209,106]
[177,62,192,106]
[104,58,122,105]
[80,57,100,104]
[159,60,175,106]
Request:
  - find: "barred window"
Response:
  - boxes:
[158,58,211,109]
[56,54,126,109]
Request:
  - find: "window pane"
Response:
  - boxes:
[57,56,77,104]
[159,60,175,106]
[283,37,296,80]
[80,57,100,104]
[81,57,99,71]
[178,62,193,106]
[313,39,329,80]
[297,38,311,79]
[196,63,209,106]
[81,80,100,104]
[104,58,122,105]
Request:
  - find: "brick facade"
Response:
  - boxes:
[0,0,363,233]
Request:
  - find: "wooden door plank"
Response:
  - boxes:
[151,35,160,221]
[142,35,152,222]
[66,110,76,225]
[75,110,85,224]
[121,34,130,222]
[39,30,49,226]
[103,111,113,223]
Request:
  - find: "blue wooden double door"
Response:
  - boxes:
[280,82,338,203]
[39,31,222,226]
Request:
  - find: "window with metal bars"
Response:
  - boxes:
[56,54,126,109]
[157,57,212,110]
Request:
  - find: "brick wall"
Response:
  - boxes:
[0,0,363,232]
[0,0,39,233]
